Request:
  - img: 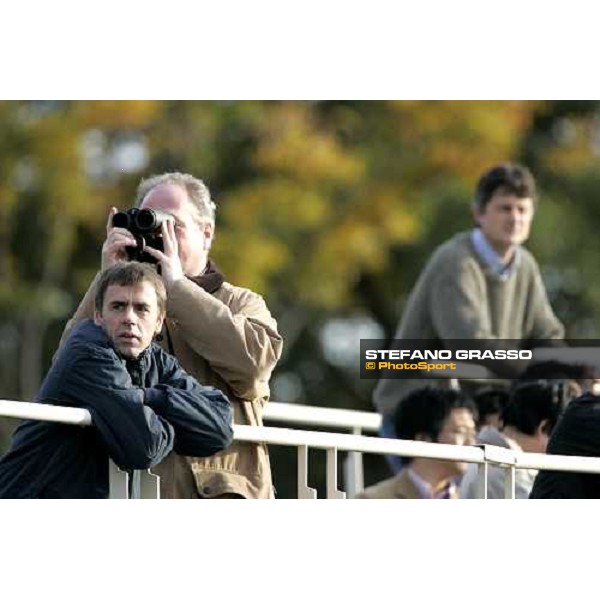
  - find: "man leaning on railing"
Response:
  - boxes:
[0,262,233,499]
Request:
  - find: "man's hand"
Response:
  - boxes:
[144,219,185,285]
[101,207,138,270]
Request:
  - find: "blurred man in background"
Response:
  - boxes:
[354,388,477,499]
[373,163,564,471]
[460,381,564,499]
[60,172,283,499]
[460,360,597,499]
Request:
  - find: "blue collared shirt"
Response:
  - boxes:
[471,228,521,281]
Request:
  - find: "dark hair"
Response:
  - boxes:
[502,382,563,436]
[94,262,166,315]
[474,163,537,211]
[393,387,477,455]
[517,360,597,385]
[472,387,510,429]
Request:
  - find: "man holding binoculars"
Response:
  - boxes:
[61,172,283,499]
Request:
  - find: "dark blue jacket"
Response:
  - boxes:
[530,393,600,499]
[0,320,234,498]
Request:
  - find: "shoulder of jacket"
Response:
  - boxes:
[517,245,540,272]
[65,320,114,357]
[217,281,265,305]
[360,474,406,499]
[424,232,481,279]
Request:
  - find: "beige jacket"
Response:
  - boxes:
[353,470,460,499]
[60,272,283,499]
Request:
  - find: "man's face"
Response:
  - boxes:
[140,183,212,277]
[94,282,164,359]
[473,191,535,255]
[436,407,477,475]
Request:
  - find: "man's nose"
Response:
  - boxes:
[510,208,524,222]
[121,306,137,323]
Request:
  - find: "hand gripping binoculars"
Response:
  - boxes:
[112,208,173,264]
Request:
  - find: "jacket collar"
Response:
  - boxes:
[123,344,152,370]
[72,319,153,372]
[187,259,225,294]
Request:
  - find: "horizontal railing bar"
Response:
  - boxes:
[0,399,92,426]
[234,424,486,463]
[514,452,600,474]
[263,402,381,432]
[4,400,600,476]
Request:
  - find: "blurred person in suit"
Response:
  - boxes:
[461,360,596,498]
[530,376,600,498]
[354,387,477,499]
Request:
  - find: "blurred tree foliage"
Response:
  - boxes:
[2,100,600,495]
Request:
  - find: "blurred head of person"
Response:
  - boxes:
[472,163,537,259]
[394,387,477,486]
[472,387,510,430]
[516,359,599,407]
[501,381,565,453]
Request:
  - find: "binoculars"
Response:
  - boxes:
[112,208,173,263]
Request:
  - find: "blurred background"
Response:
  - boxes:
[2,100,600,496]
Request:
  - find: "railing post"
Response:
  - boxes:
[108,460,129,499]
[343,427,364,497]
[297,445,317,499]
[326,448,346,499]
[140,470,161,499]
[504,466,516,499]
[476,461,488,499]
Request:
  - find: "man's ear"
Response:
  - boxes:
[155,313,165,336]
[471,203,483,226]
[93,310,103,326]
[538,419,551,436]
[202,222,214,251]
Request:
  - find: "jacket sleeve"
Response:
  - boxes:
[144,354,234,457]
[165,278,283,400]
[62,345,175,470]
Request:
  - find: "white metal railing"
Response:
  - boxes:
[3,399,600,499]
[263,402,381,494]
[0,399,91,426]
[263,402,381,432]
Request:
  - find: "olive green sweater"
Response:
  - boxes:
[373,231,564,416]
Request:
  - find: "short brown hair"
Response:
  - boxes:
[474,163,537,210]
[95,262,167,315]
